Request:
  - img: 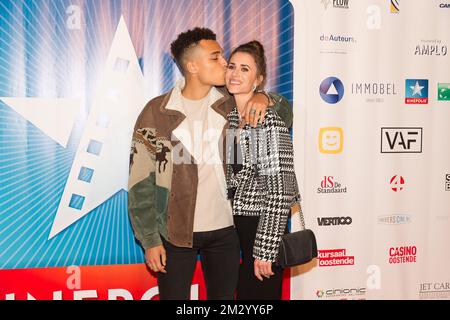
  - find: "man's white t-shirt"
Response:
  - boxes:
[181,95,234,233]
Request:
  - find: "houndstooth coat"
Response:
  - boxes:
[226,106,301,262]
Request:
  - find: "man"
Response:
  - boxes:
[128,28,292,300]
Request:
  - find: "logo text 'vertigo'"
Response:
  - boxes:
[318,217,352,226]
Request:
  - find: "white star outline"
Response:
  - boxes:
[1,16,147,239]
[410,81,425,97]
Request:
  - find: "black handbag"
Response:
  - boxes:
[276,205,318,268]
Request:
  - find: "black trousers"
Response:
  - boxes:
[234,215,285,300]
[157,226,240,300]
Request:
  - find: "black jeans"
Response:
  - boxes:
[157,226,240,300]
[234,215,285,300]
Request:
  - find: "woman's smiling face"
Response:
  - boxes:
[226,52,262,95]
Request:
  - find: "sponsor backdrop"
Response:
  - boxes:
[0,0,293,300]
[0,0,449,301]
[291,0,450,299]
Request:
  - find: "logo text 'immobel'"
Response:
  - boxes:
[351,83,397,95]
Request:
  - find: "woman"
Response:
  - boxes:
[225,41,301,300]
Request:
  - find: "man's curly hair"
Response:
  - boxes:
[170,27,216,73]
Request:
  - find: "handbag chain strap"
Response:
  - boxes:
[295,203,306,231]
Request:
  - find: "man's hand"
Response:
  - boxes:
[145,245,167,273]
[244,92,271,127]
[254,259,275,281]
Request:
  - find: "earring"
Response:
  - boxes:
[252,84,257,92]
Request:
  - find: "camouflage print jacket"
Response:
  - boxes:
[128,79,293,250]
